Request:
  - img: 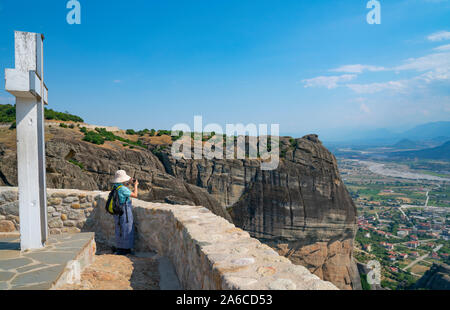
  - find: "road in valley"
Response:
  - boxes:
[403,244,443,272]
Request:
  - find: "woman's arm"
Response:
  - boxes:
[130,179,139,198]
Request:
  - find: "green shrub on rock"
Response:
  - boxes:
[83,131,105,145]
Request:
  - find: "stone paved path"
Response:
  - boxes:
[0,233,94,290]
[1,235,181,290]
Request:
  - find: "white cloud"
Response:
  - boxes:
[433,44,450,51]
[302,40,450,96]
[394,52,450,72]
[392,51,450,85]
[338,51,450,94]
[427,31,450,42]
[330,64,385,74]
[419,67,450,83]
[302,74,356,89]
[346,81,408,94]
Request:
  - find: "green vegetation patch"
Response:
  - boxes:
[68,159,84,170]
[360,274,372,290]
[0,104,84,123]
[289,138,298,148]
[82,127,145,148]
[45,108,84,122]
[83,131,105,145]
[0,104,16,123]
[152,145,168,156]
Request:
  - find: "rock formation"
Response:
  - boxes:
[155,134,360,290]
[414,263,450,290]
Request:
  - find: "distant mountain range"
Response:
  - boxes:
[401,122,450,140]
[393,139,420,149]
[390,140,450,160]
[322,121,450,148]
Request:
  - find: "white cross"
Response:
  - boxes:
[5,31,48,250]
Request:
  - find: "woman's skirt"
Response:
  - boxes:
[114,199,134,249]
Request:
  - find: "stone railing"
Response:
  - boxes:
[0,187,101,234]
[0,187,337,290]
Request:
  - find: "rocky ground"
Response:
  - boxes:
[413,263,450,290]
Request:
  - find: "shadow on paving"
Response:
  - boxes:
[0,240,20,251]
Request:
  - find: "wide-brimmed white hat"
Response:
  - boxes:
[112,170,131,183]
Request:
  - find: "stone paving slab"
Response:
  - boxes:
[0,233,95,290]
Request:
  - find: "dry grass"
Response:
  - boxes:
[141,135,173,145]
[398,197,412,203]
[410,264,430,275]
[0,128,17,149]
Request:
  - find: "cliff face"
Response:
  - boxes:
[156,134,360,290]
[414,263,450,290]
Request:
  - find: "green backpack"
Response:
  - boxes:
[105,185,124,216]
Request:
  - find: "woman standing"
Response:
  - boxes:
[111,170,139,255]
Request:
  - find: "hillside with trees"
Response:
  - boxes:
[0,104,84,123]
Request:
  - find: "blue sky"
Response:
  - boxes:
[0,0,449,140]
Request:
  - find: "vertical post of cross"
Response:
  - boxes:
[4,31,49,250]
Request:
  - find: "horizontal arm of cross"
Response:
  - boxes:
[5,69,48,104]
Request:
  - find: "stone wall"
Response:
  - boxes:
[0,187,337,290]
[0,187,101,234]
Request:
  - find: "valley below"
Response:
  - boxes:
[358,160,450,182]
[336,153,449,289]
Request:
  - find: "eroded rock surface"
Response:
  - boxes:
[414,263,450,290]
